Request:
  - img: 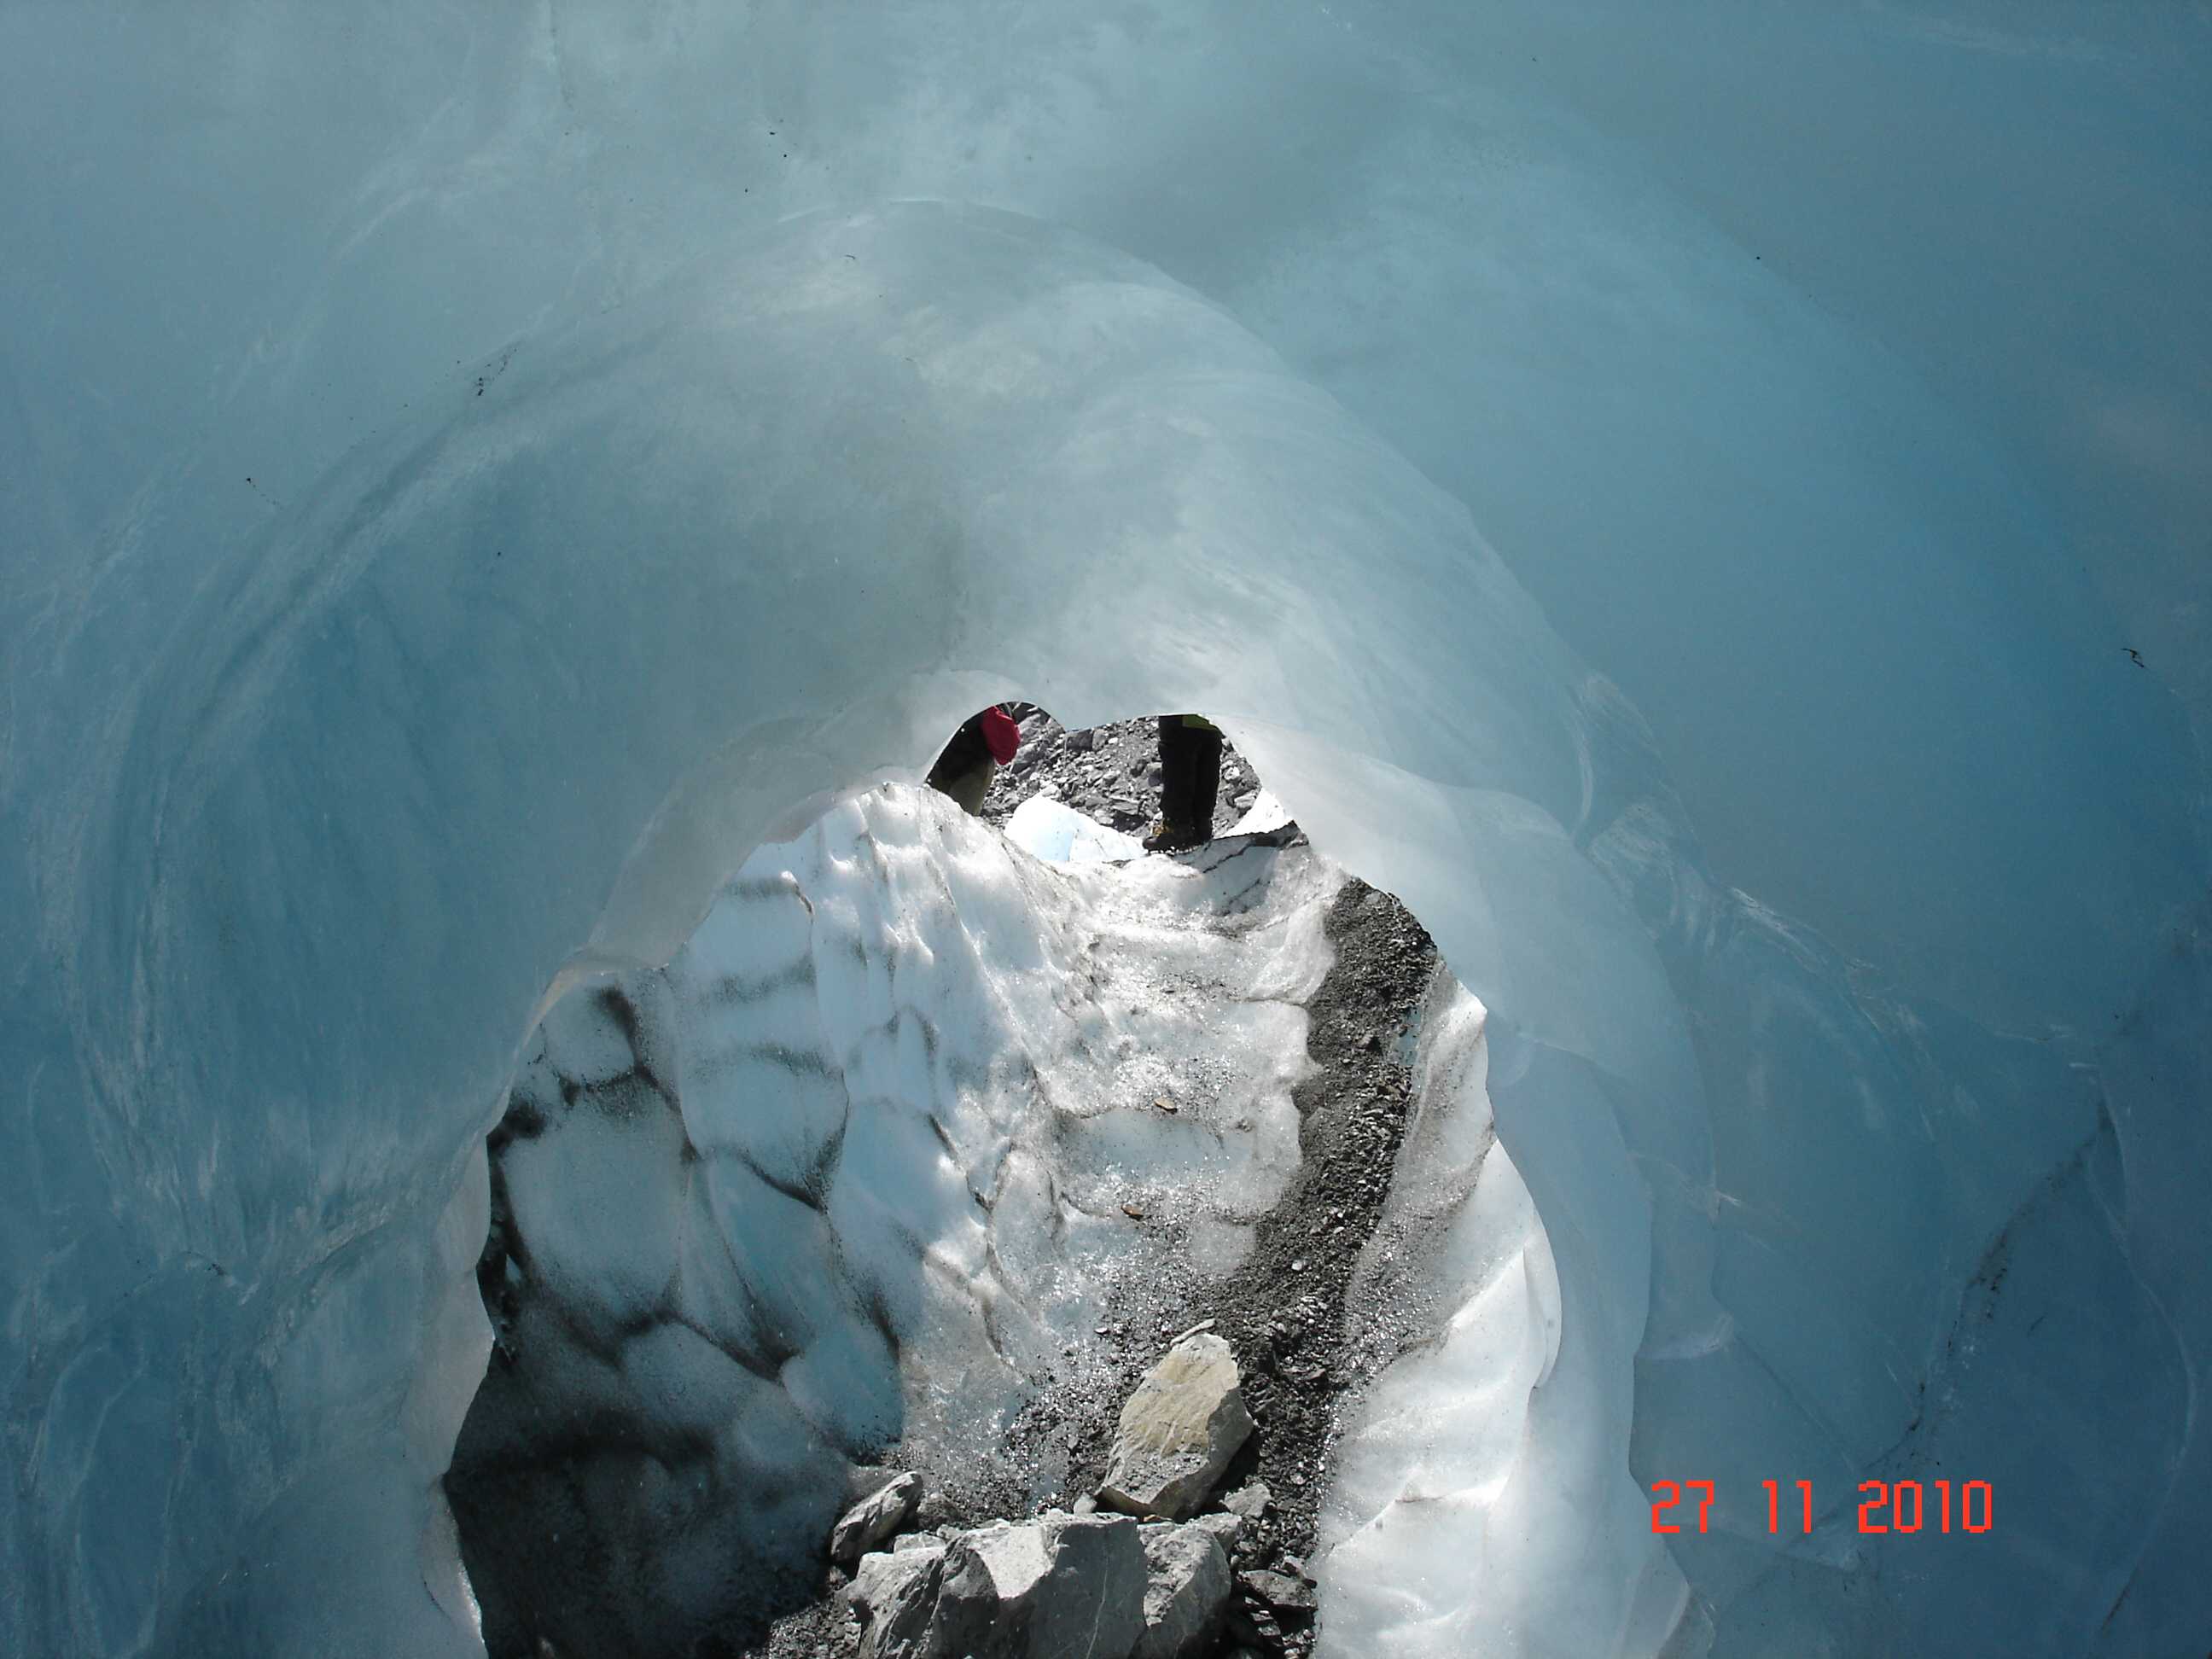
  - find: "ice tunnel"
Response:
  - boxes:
[2,4,2207,1656]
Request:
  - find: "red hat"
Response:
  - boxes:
[981,705,1021,765]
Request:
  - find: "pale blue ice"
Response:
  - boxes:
[1,3,2206,1655]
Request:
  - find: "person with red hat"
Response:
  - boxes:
[926,705,1022,815]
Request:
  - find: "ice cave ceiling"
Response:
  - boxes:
[1,3,2206,1656]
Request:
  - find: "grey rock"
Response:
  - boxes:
[833,1471,923,1568]
[1222,1481,1271,1520]
[1134,1524,1231,1658]
[1188,1511,1243,1550]
[1226,1601,1284,1648]
[1239,1569,1318,1615]
[926,1513,1150,1657]
[1073,1493,1099,1516]
[857,1545,946,1659]
[849,1542,944,1614]
[914,1489,958,1531]
[1099,1333,1255,1520]
[892,1531,940,1554]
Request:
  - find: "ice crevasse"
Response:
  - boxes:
[0,3,2207,1656]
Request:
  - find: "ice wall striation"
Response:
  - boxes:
[1,3,2205,1656]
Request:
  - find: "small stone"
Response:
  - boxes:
[1289,1259,1306,1272]
[1152,1097,1179,1115]
[913,1490,958,1531]
[1073,1493,1099,1516]
[1100,1334,1256,1520]
[832,1471,923,1568]
[1239,1569,1318,1615]
[1223,1482,1272,1520]
[1226,1601,1282,1646]
[1123,1202,1146,1220]
[1171,1318,1217,1344]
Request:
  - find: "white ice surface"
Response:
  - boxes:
[1004,795,1148,866]
[468,787,1344,1643]
[1318,980,1561,1656]
[1229,790,1295,839]
[2,5,2208,1656]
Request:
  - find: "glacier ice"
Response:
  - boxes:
[450,786,1342,1648]
[1005,795,1150,865]
[2,2,2207,1656]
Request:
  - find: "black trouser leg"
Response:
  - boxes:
[1158,716,1223,836]
[1188,724,1221,831]
[1157,716,1192,827]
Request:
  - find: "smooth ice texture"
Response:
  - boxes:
[2,3,2207,1656]
[1318,979,1560,1651]
[1005,796,1149,866]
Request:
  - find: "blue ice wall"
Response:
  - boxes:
[2,4,2204,1654]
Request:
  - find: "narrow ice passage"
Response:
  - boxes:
[449,783,1546,1656]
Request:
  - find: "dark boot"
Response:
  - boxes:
[1143,818,1206,852]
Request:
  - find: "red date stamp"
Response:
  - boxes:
[1650,1479,1992,1534]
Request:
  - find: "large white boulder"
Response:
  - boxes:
[1100,1334,1256,1520]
